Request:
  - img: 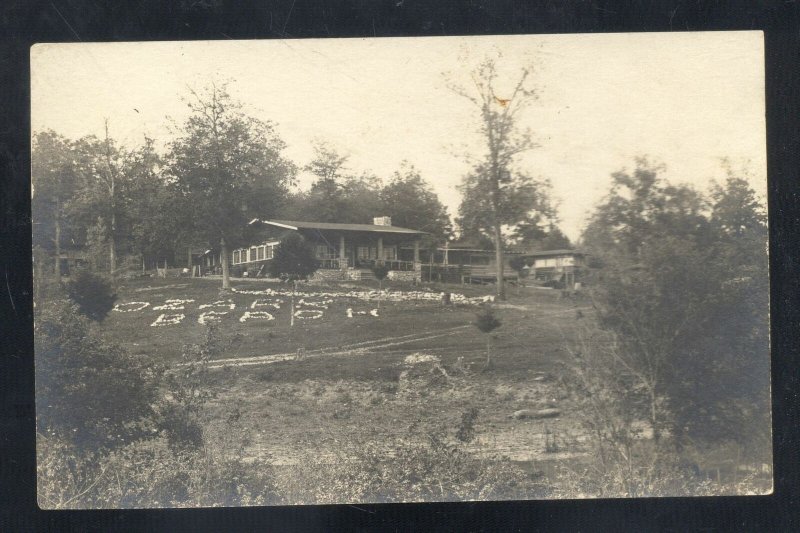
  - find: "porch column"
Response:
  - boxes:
[377,236,383,262]
[339,235,346,268]
[413,239,420,263]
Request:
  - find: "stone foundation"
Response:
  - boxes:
[387,270,421,282]
[311,269,347,282]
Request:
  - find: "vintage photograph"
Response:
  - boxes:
[31,32,771,508]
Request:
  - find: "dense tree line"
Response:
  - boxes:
[574,159,771,484]
[32,82,500,288]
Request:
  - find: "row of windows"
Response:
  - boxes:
[356,246,397,260]
[233,242,402,265]
[312,245,399,261]
[233,244,276,265]
[534,257,576,268]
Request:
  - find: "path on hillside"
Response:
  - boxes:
[188,306,591,370]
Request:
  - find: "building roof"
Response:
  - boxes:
[524,249,585,257]
[252,219,427,235]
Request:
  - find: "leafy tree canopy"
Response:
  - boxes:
[582,159,770,456]
[168,82,296,249]
[268,233,320,281]
[380,162,452,241]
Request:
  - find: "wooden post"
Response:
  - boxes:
[220,237,230,289]
[413,239,420,263]
[339,235,346,268]
[377,236,383,265]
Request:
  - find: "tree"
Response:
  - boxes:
[268,233,320,326]
[31,131,80,279]
[64,270,117,322]
[35,297,160,452]
[508,255,528,290]
[523,225,572,252]
[371,263,390,309]
[582,159,770,459]
[380,162,452,240]
[283,142,385,224]
[169,82,296,289]
[124,136,187,269]
[67,122,130,276]
[474,306,501,369]
[283,141,352,222]
[449,58,546,300]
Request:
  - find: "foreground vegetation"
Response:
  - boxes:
[35,269,770,507]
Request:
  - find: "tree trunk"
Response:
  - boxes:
[109,211,116,276]
[493,223,506,301]
[105,120,117,277]
[220,237,230,289]
[290,280,296,327]
[54,203,61,279]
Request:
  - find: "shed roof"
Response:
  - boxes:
[252,219,427,235]
[524,249,585,257]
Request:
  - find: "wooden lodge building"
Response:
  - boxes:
[521,249,587,289]
[194,216,582,286]
[212,216,428,281]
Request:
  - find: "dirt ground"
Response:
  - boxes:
[103,276,594,468]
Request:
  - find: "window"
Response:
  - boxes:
[257,246,265,260]
[249,247,257,263]
[316,244,337,259]
[233,250,240,264]
[358,246,377,260]
[266,244,274,259]
[383,246,397,260]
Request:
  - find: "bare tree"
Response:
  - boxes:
[449,59,538,300]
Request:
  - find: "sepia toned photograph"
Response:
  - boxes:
[31,32,771,508]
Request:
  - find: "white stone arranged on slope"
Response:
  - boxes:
[239,311,275,323]
[198,311,228,324]
[233,286,494,306]
[297,297,333,309]
[251,298,283,309]
[113,301,151,313]
[345,307,379,318]
[152,298,195,310]
[293,309,324,320]
[403,353,440,365]
[198,300,236,310]
[150,313,185,326]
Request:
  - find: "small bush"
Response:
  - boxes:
[371,264,390,281]
[35,298,159,452]
[64,269,117,321]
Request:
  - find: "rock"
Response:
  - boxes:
[510,408,561,420]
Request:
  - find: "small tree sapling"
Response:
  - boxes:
[371,263,390,310]
[474,305,501,369]
[268,233,320,326]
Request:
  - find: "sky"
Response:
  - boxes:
[31,32,766,242]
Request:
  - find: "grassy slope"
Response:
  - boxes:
[104,276,590,466]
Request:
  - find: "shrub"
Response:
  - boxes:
[35,298,160,452]
[474,306,501,368]
[276,428,538,504]
[64,269,117,321]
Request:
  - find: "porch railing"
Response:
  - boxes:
[317,258,350,269]
[357,259,418,271]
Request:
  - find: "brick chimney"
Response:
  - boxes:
[373,216,392,226]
